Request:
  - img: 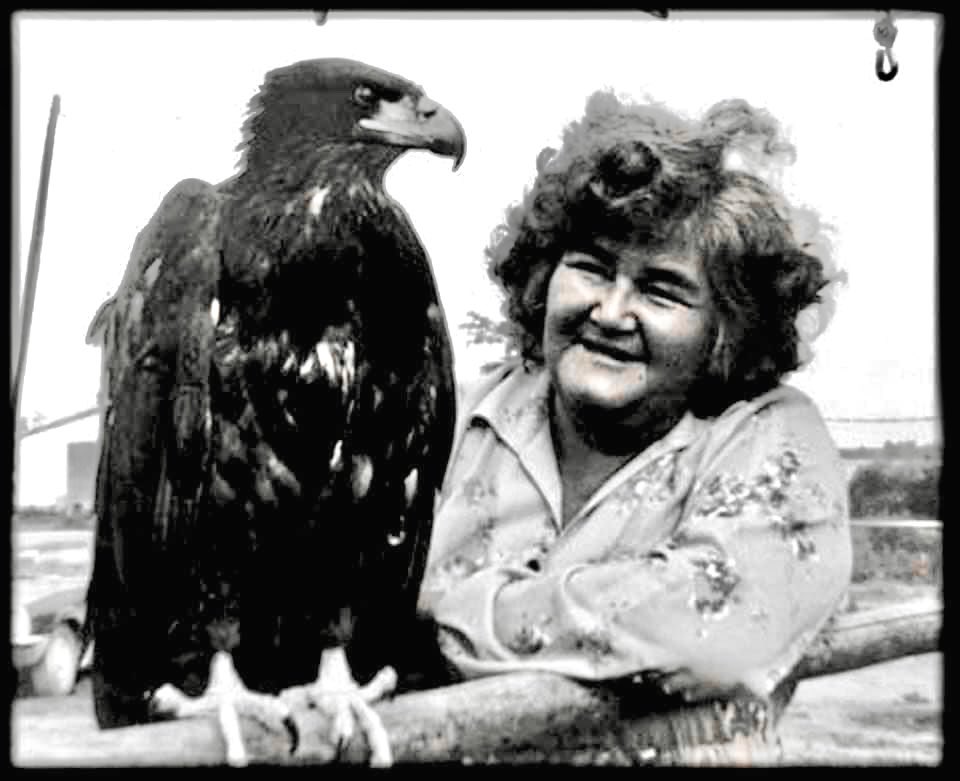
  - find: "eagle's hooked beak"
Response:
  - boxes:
[357,94,466,171]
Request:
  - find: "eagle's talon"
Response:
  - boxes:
[331,696,355,746]
[308,689,394,766]
[298,648,396,766]
[359,665,397,703]
[150,683,183,715]
[148,651,294,767]
[218,699,249,767]
[350,695,394,767]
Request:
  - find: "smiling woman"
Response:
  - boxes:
[545,242,715,451]
[416,90,852,765]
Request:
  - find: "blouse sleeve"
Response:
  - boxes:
[428,390,853,696]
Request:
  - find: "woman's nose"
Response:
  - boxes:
[590,275,639,330]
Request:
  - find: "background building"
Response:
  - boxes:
[65,441,98,512]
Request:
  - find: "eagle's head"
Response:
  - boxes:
[237,58,466,177]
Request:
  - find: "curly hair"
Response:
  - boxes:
[486,91,840,416]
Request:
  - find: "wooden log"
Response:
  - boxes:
[793,596,942,679]
[66,596,940,766]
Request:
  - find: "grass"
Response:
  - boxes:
[850,523,942,586]
[12,509,95,532]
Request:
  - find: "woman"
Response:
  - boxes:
[416,92,852,763]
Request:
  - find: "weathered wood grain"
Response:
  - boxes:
[68,596,940,766]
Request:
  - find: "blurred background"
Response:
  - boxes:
[12,10,940,518]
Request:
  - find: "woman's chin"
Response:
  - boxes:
[556,353,648,414]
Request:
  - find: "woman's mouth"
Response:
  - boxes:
[576,335,644,363]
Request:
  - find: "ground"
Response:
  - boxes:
[10,522,943,766]
[778,652,941,765]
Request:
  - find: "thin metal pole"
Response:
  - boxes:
[13,93,61,414]
[19,405,102,439]
[12,94,61,509]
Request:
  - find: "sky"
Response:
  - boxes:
[12,11,941,504]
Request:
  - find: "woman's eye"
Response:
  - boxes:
[644,285,682,305]
[563,253,611,278]
[353,85,377,106]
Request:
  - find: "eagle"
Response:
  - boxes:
[84,58,464,766]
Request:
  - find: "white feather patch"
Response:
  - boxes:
[329,439,344,472]
[143,256,163,289]
[403,468,419,508]
[314,342,338,382]
[339,341,356,400]
[313,339,356,401]
[351,454,374,499]
[307,186,330,218]
[299,353,317,379]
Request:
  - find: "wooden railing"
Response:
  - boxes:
[39,594,940,766]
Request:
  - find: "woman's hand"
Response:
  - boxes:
[640,668,744,704]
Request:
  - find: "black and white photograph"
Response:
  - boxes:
[11,10,942,767]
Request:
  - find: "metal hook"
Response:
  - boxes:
[873,10,899,81]
[876,47,899,81]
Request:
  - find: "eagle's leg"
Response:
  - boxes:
[286,646,397,766]
[150,651,296,767]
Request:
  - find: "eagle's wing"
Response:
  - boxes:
[86,178,222,727]
[343,210,458,687]
[389,219,457,610]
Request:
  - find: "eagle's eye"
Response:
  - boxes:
[353,85,377,107]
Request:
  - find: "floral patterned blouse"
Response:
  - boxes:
[418,362,852,698]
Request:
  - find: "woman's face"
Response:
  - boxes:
[543,236,717,429]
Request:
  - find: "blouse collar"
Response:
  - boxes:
[469,364,709,528]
